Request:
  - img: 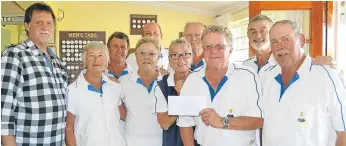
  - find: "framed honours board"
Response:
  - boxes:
[130,14,157,35]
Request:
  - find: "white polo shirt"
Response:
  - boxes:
[191,59,206,72]
[126,48,169,71]
[67,72,125,146]
[106,65,134,137]
[107,64,134,81]
[242,54,277,74]
[177,63,263,146]
[120,72,167,146]
[259,55,346,146]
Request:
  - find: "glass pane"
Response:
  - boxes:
[261,10,311,40]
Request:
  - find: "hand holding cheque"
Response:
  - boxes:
[168,96,223,128]
[168,96,208,116]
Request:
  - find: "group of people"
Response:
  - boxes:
[1,2,346,146]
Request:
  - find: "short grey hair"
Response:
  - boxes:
[135,36,161,53]
[270,20,302,35]
[201,25,233,44]
[184,22,206,33]
[248,14,273,26]
[82,41,110,69]
[169,38,192,53]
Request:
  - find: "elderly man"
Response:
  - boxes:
[178,25,263,146]
[242,14,275,73]
[184,22,206,71]
[1,3,67,146]
[260,20,346,146]
[126,22,169,72]
[243,14,336,73]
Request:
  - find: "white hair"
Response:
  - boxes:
[82,41,110,71]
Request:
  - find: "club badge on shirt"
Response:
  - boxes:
[227,109,234,117]
[297,112,307,124]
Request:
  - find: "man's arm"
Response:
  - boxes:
[65,112,76,146]
[336,131,346,146]
[314,56,337,69]
[228,117,263,130]
[322,67,346,145]
[200,109,263,130]
[1,136,16,146]
[1,49,23,146]
[226,68,264,130]
[234,68,264,130]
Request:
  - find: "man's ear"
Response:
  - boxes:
[299,33,306,48]
[24,22,30,32]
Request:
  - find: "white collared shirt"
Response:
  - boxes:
[126,48,170,71]
[177,63,263,146]
[106,65,134,137]
[67,72,125,146]
[107,64,134,81]
[242,54,277,74]
[191,59,206,72]
[120,72,167,146]
[259,55,346,146]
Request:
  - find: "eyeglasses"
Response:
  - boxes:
[169,52,192,60]
[136,51,159,58]
[203,44,230,51]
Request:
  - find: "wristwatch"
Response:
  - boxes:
[222,117,230,129]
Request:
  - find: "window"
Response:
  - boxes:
[261,10,311,53]
[228,8,250,63]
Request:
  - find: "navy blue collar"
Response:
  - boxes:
[88,80,107,94]
[274,55,314,102]
[108,69,129,79]
[191,60,204,71]
[254,60,269,73]
[202,76,229,102]
[136,78,158,93]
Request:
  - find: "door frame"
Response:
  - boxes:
[249,1,324,58]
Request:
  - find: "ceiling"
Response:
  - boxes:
[1,1,248,16]
[130,1,249,16]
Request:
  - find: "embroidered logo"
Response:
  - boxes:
[227,109,234,117]
[297,112,307,124]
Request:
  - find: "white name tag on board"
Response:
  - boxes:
[168,96,208,116]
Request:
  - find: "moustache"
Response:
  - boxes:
[40,30,50,35]
[275,50,290,57]
[253,37,265,43]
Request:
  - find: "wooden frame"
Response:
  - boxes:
[130,14,157,35]
[326,1,334,56]
[249,1,324,58]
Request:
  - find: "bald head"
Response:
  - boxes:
[142,22,163,42]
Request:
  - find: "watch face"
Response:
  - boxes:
[223,117,230,129]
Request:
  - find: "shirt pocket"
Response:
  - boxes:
[291,104,315,146]
[219,99,244,118]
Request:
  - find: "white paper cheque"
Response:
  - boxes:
[168,96,208,116]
